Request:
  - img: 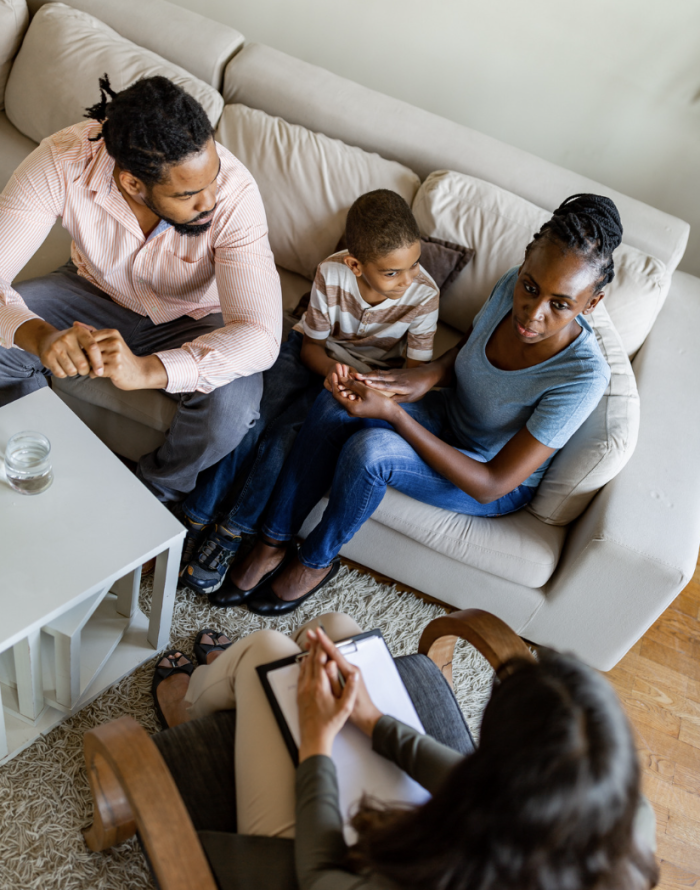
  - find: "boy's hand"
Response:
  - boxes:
[324,363,360,400]
[331,375,401,422]
[354,365,438,403]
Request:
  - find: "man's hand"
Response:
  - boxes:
[90,328,168,390]
[15,319,105,379]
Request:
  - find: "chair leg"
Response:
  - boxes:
[83,749,137,851]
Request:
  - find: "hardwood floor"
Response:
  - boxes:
[343,552,700,888]
[608,556,700,889]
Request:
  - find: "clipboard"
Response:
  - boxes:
[257,628,431,840]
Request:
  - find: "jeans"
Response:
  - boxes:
[182,331,323,530]
[261,389,534,569]
[1,263,263,500]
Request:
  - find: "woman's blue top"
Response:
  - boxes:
[443,267,611,489]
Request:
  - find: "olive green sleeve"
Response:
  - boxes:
[371,715,463,793]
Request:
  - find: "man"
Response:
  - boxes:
[0,75,282,502]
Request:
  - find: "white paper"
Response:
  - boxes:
[265,632,431,841]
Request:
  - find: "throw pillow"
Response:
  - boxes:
[4,3,224,144]
[412,170,671,357]
[527,300,640,525]
[334,232,474,292]
[215,103,421,280]
[0,0,28,111]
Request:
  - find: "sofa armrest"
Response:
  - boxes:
[83,716,217,890]
[522,271,700,669]
[418,609,534,686]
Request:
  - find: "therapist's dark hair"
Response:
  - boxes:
[348,651,658,890]
[526,193,623,294]
[84,74,213,186]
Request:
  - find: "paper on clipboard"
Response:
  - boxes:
[264,631,430,842]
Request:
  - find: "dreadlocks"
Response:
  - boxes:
[84,74,213,185]
[527,194,623,293]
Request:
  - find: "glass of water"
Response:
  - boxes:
[4,430,54,495]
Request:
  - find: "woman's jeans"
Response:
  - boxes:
[182,331,323,532]
[261,390,534,569]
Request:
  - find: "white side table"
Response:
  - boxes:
[0,387,184,764]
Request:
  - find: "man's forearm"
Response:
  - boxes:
[13,318,57,355]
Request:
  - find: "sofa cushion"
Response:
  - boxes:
[4,3,224,145]
[0,0,28,111]
[366,488,567,588]
[412,170,672,357]
[527,301,640,525]
[215,103,420,281]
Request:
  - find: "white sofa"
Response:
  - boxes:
[2,0,699,671]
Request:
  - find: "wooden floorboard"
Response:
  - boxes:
[343,552,700,887]
[608,564,700,889]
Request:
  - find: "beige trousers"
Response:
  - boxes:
[184,612,362,839]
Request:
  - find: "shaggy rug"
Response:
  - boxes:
[0,566,495,890]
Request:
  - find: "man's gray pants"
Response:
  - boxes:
[0,263,264,501]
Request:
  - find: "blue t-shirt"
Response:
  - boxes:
[443,267,611,489]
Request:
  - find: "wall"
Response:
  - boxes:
[172,0,700,276]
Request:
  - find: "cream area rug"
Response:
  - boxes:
[0,566,495,890]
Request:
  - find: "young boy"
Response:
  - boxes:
[180,188,440,597]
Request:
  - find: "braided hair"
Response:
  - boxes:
[84,74,213,186]
[527,194,623,294]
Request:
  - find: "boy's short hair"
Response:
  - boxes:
[345,189,421,264]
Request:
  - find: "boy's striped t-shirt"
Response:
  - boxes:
[294,251,440,370]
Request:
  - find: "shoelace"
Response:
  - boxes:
[198,534,238,570]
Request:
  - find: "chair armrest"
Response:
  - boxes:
[83,716,218,890]
[418,608,534,686]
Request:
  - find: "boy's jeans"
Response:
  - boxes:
[261,389,534,569]
[182,331,323,532]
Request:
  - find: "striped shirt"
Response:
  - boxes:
[0,121,282,394]
[296,251,439,370]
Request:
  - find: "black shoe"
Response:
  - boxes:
[246,556,341,616]
[151,650,195,730]
[193,628,233,666]
[208,542,290,608]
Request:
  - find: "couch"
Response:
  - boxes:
[1,0,698,670]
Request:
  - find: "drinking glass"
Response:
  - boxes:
[4,430,54,495]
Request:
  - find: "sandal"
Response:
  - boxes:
[151,649,195,730]
[193,628,233,666]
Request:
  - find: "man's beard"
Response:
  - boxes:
[144,195,215,238]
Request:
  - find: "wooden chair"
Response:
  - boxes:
[82,609,534,890]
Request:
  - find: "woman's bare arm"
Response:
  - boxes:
[332,376,552,504]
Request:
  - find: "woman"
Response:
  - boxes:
[153,620,658,890]
[228,194,620,615]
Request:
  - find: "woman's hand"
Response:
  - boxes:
[331,375,402,422]
[354,364,440,403]
[312,629,384,738]
[297,632,359,761]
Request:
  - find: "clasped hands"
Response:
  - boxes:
[297,628,383,762]
[323,361,438,422]
[26,320,167,390]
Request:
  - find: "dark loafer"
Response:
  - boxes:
[208,549,290,608]
[151,650,195,730]
[246,557,341,616]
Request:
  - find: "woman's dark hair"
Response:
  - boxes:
[84,74,213,186]
[349,652,658,890]
[345,189,421,264]
[526,193,623,294]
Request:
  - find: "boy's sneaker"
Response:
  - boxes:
[181,524,242,595]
